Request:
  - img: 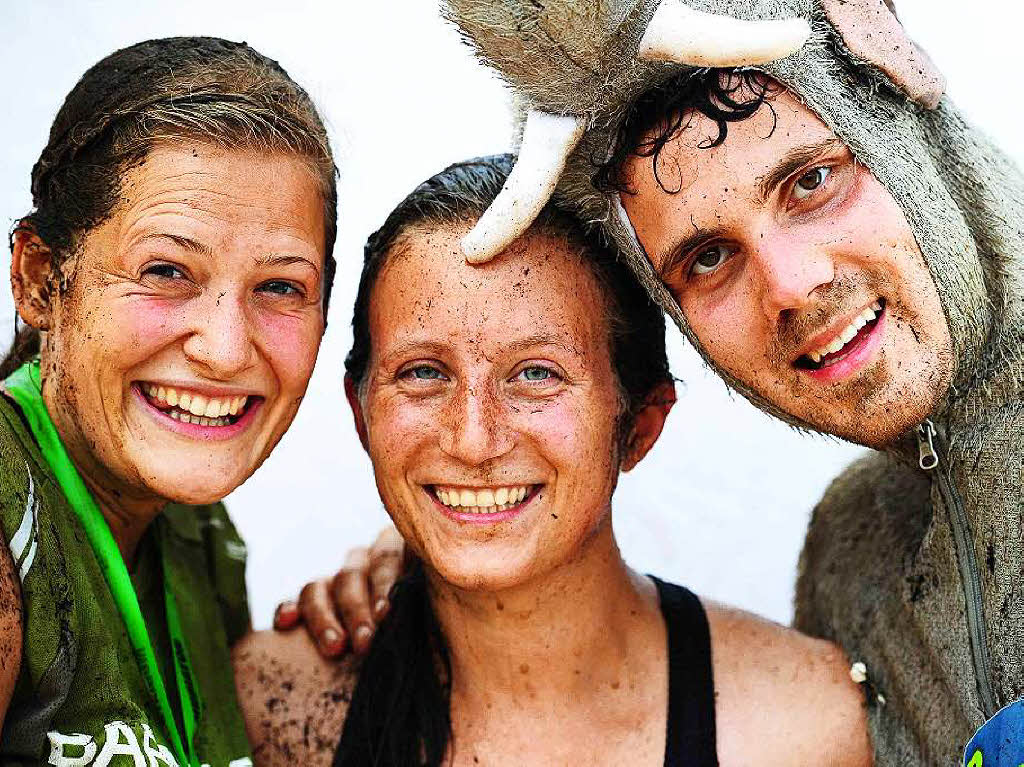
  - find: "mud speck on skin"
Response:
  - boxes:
[233,633,360,766]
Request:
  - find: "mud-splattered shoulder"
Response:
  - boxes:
[232,629,360,767]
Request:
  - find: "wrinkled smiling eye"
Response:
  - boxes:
[691,244,734,276]
[143,263,187,280]
[793,166,831,200]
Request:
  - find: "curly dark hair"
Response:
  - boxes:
[594,67,779,195]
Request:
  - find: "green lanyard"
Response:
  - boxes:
[5,361,201,767]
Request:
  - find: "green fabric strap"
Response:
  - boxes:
[5,360,201,767]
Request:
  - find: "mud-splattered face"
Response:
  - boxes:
[40,142,327,505]
[352,225,626,592]
[621,88,953,447]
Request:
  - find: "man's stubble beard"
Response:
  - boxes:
[742,273,951,448]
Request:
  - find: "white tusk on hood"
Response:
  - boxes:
[638,0,811,67]
[461,110,586,265]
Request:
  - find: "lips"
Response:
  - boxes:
[795,299,885,371]
[432,484,536,515]
[426,484,541,525]
[137,382,258,428]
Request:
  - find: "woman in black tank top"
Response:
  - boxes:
[236,157,869,767]
[334,572,718,767]
[655,578,717,767]
[332,155,693,766]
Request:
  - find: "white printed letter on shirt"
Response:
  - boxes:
[47,731,97,767]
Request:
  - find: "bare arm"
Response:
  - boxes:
[707,602,871,767]
[232,629,358,766]
[0,537,23,730]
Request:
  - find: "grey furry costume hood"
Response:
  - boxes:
[444,0,1024,763]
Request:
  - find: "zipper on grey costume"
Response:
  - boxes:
[917,420,998,720]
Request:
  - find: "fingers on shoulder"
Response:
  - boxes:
[296,578,348,657]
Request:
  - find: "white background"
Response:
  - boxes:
[1,1,1019,628]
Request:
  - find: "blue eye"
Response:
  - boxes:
[518,366,558,383]
[405,365,446,381]
[259,280,301,296]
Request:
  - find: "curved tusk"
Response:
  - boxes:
[461,110,586,264]
[638,0,811,67]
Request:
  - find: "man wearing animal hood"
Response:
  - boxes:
[438,0,1024,763]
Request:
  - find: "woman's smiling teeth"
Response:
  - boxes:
[434,485,533,514]
[141,383,250,427]
[801,300,883,367]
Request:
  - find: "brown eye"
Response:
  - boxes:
[793,166,831,199]
[690,244,734,276]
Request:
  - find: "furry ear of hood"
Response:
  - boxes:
[821,0,944,109]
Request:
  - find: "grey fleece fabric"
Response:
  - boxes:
[445,0,1024,763]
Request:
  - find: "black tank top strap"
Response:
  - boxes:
[651,576,719,767]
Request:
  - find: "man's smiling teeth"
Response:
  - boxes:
[142,383,248,426]
[806,301,883,364]
[434,485,531,514]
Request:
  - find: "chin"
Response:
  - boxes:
[803,383,947,448]
[430,551,539,593]
[142,468,247,507]
[824,412,924,449]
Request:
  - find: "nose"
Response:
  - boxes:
[182,289,257,380]
[752,233,835,320]
[439,381,514,466]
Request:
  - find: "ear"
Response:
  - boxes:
[621,380,676,472]
[822,0,945,109]
[10,225,54,330]
[344,374,370,452]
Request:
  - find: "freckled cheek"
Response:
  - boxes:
[829,197,910,266]
[365,398,437,467]
[522,400,617,475]
[52,298,178,388]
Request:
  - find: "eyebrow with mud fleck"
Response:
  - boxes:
[755,137,846,205]
[655,218,716,282]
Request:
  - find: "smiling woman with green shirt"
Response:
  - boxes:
[0,37,337,766]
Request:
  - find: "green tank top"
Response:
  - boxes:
[0,391,253,766]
